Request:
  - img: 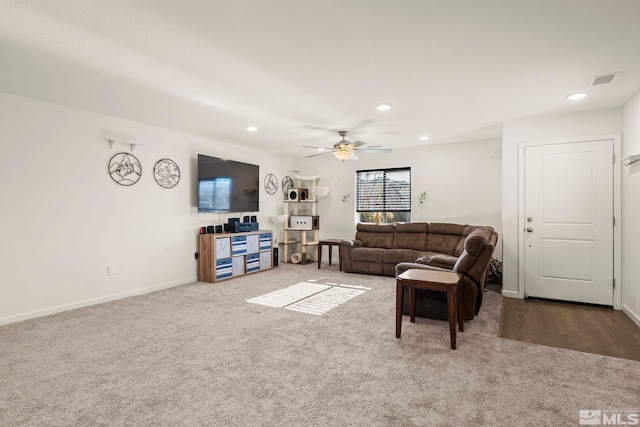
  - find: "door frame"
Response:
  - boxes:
[517,135,621,309]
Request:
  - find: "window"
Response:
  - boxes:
[356,168,411,223]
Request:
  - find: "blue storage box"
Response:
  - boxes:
[216,258,233,280]
[232,235,247,255]
[259,233,272,251]
[247,253,260,273]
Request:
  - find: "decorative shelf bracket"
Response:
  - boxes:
[107,138,140,152]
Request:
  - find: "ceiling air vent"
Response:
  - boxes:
[588,72,621,87]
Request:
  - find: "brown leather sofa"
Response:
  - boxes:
[339,222,498,320]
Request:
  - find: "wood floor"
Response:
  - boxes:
[499,297,640,361]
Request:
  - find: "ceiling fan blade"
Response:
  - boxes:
[303,125,342,133]
[301,145,332,149]
[357,148,392,154]
[352,140,367,147]
[305,151,333,158]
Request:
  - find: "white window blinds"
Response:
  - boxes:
[356,168,411,212]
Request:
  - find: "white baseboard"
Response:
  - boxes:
[622,303,640,328]
[501,290,520,299]
[0,277,197,327]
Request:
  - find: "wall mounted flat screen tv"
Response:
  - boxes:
[197,154,259,213]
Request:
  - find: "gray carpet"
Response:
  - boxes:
[1,263,638,426]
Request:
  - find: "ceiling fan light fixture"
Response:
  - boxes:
[376,103,392,111]
[333,149,354,161]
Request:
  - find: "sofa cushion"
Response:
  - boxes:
[355,223,395,249]
[382,249,421,264]
[426,223,465,255]
[351,247,386,263]
[393,222,428,250]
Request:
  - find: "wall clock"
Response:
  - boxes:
[281,175,294,194]
[264,173,278,195]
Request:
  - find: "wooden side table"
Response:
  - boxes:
[395,269,463,349]
[318,239,343,270]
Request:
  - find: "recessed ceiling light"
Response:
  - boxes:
[245,125,258,131]
[376,103,392,111]
[566,93,587,101]
[419,136,430,141]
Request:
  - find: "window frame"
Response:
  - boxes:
[355,167,411,223]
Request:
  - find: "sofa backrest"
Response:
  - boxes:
[355,223,395,249]
[425,223,466,256]
[392,222,428,251]
[453,227,498,283]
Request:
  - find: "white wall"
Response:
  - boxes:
[293,138,503,260]
[622,92,640,325]
[501,109,623,299]
[0,92,291,325]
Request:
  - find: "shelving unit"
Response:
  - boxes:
[198,230,273,283]
[282,175,320,264]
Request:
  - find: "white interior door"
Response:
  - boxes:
[523,139,614,305]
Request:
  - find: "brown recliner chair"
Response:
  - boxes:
[395,227,498,321]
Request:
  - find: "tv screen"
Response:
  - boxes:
[197,154,259,213]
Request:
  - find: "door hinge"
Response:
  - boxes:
[613,216,616,227]
[613,278,616,289]
[613,153,616,164]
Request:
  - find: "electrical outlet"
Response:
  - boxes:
[194,252,199,260]
[107,265,116,276]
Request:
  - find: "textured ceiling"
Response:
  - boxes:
[1,0,639,157]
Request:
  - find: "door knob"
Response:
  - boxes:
[526,227,533,232]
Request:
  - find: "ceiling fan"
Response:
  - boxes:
[302,131,392,161]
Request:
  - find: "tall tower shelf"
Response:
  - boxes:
[282,175,319,264]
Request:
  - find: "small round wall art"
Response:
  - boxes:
[281,175,294,194]
[109,152,142,186]
[264,173,278,195]
[154,158,181,189]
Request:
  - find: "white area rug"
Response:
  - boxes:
[247,281,367,315]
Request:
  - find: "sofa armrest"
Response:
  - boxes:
[340,239,363,248]
[340,239,363,273]
[395,262,451,277]
[416,254,457,270]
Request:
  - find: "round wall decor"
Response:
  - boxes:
[281,175,294,194]
[109,152,142,186]
[264,173,278,195]
[154,158,181,188]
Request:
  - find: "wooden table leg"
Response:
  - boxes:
[328,244,333,265]
[448,287,457,350]
[317,243,322,269]
[338,246,343,271]
[395,279,404,338]
[409,287,417,323]
[457,283,464,333]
